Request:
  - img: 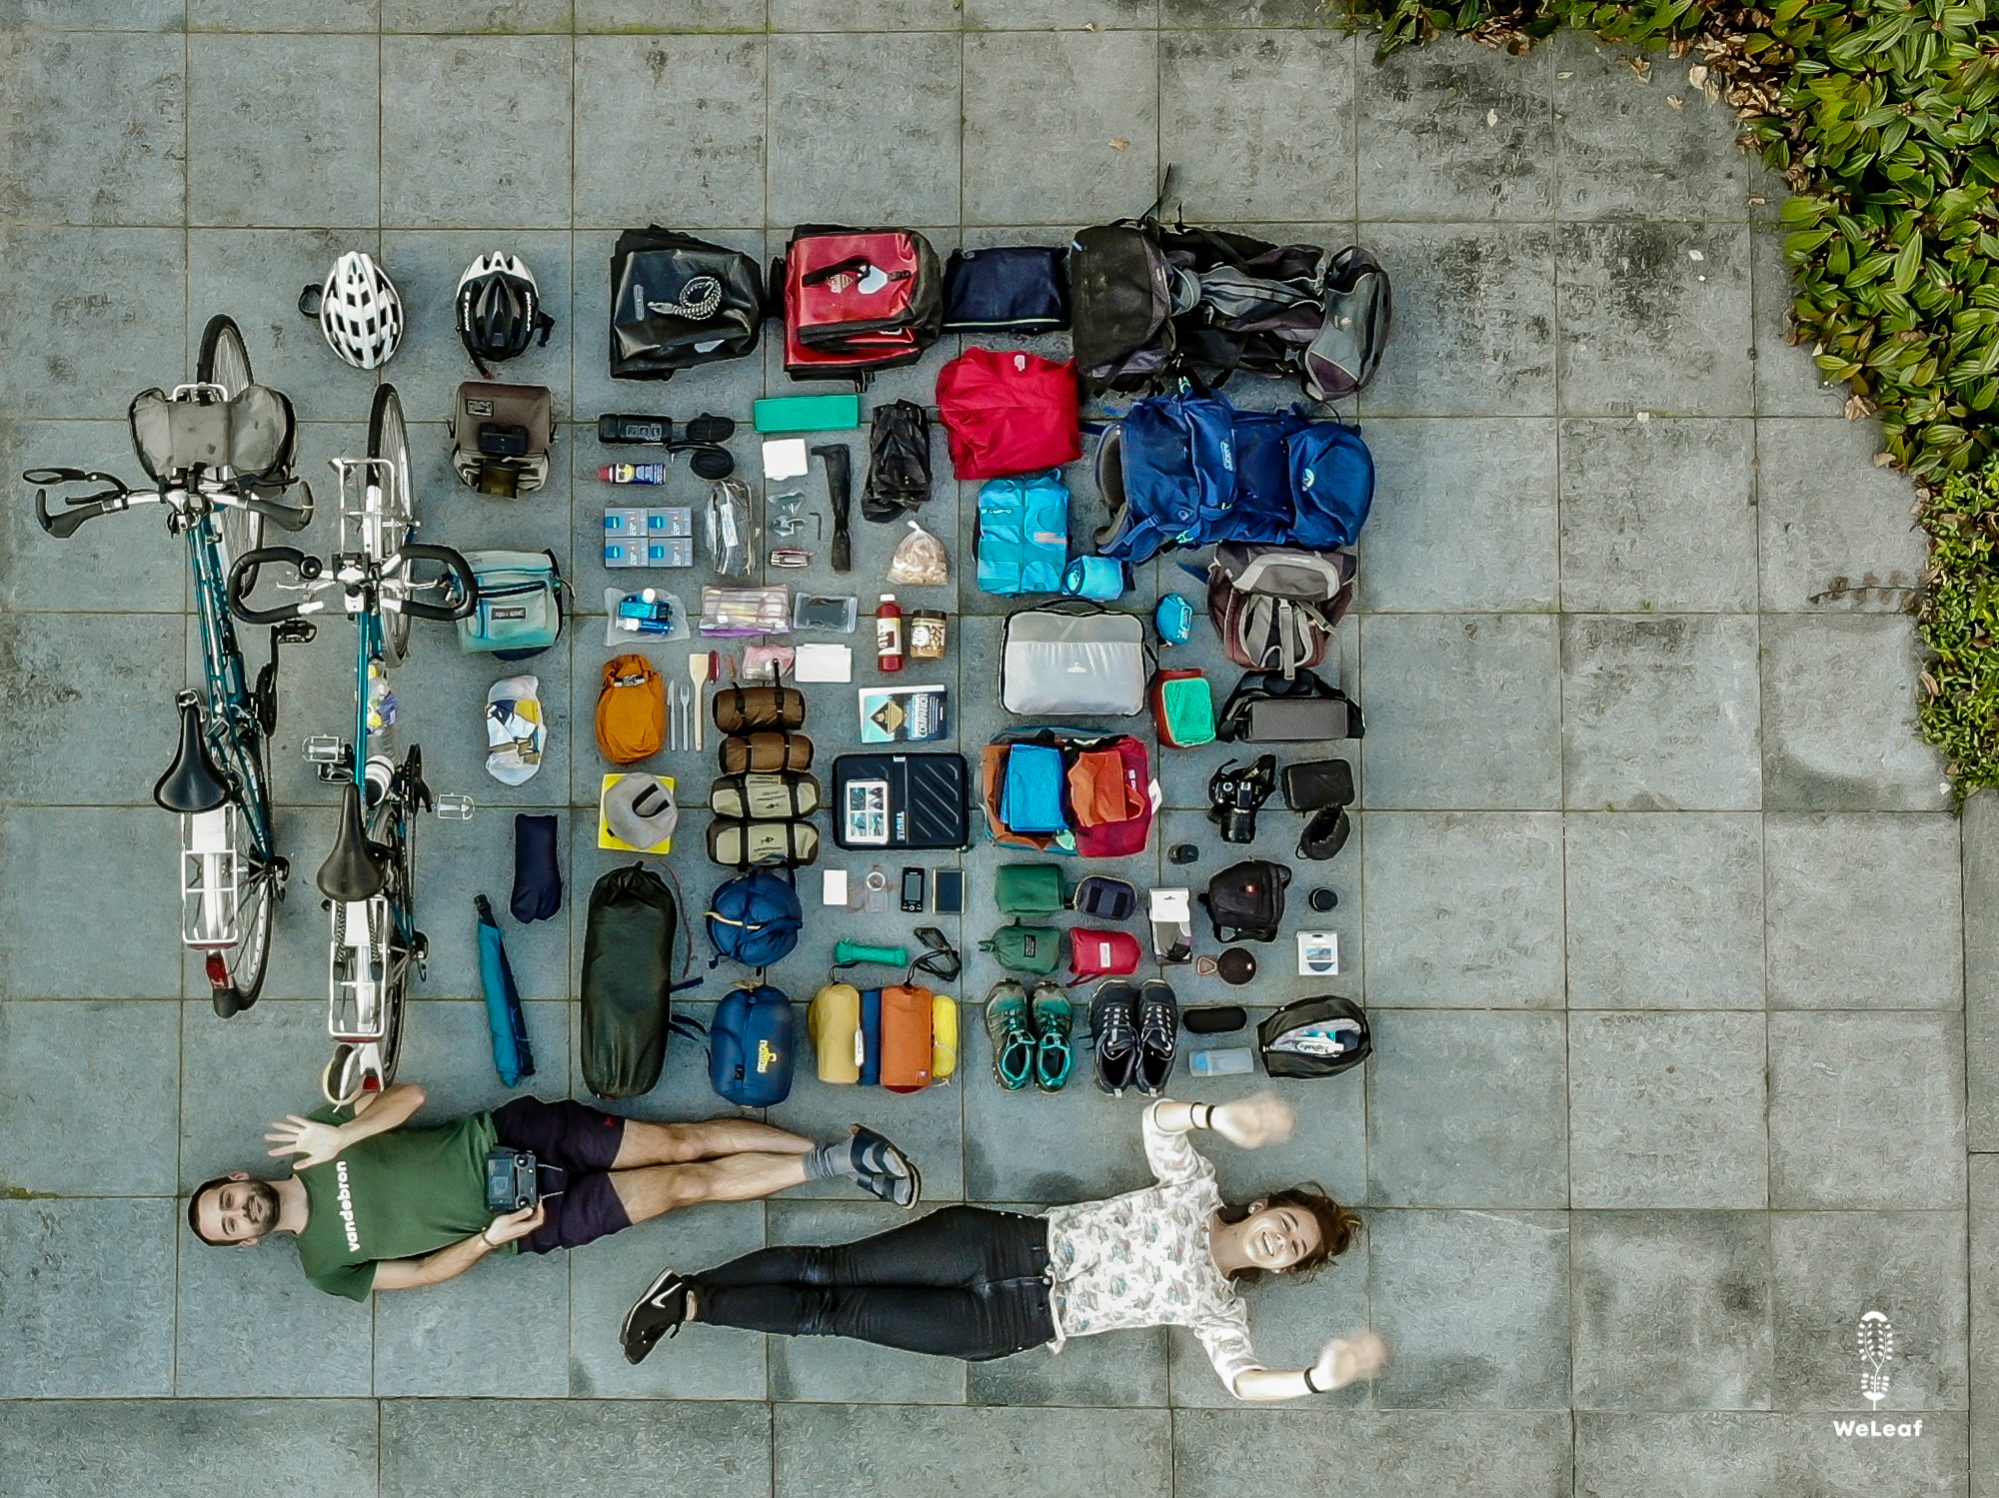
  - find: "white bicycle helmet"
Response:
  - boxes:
[299,251,404,370]
[456,251,553,373]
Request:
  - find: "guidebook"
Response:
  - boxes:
[858,683,949,744]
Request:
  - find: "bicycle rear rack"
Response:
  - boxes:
[328,896,389,1043]
[179,806,240,948]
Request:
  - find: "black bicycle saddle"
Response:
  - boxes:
[153,696,230,814]
[317,782,387,902]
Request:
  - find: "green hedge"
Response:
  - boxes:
[1336,0,1998,799]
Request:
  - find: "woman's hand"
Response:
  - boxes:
[1313,1331,1388,1390]
[264,1114,347,1170]
[482,1203,547,1247]
[1210,1094,1295,1149]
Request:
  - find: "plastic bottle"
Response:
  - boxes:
[875,594,904,673]
[598,462,668,486]
[1189,1047,1255,1077]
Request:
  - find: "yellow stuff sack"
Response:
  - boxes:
[809,982,861,1084]
[930,994,958,1082]
[596,653,664,765]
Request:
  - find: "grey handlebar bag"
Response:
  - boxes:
[1000,606,1148,717]
[450,381,554,498]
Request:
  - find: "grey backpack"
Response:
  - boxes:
[450,380,554,497]
[1206,544,1356,680]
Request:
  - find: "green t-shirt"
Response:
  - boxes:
[293,1104,504,1300]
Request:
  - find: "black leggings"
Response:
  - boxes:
[690,1204,1056,1361]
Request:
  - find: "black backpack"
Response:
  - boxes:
[581,864,698,1099]
[609,227,765,381]
[1069,220,1178,397]
[1200,859,1290,943]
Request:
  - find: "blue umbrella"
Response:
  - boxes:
[475,894,534,1086]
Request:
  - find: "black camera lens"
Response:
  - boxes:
[1309,887,1338,913]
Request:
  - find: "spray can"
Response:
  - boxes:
[598,463,668,486]
[875,594,904,673]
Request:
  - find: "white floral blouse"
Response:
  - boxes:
[1041,1102,1261,1396]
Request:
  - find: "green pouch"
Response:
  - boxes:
[994,863,1067,917]
[753,393,862,433]
[979,922,1063,976]
[1151,669,1216,749]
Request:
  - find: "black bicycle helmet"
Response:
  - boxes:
[456,252,553,372]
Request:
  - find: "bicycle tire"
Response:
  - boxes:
[197,315,265,591]
[367,384,415,666]
[205,712,278,1015]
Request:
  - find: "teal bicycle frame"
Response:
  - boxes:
[189,513,274,860]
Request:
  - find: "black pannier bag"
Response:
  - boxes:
[581,864,697,1099]
[1258,996,1371,1079]
[610,227,765,381]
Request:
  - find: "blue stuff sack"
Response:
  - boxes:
[709,982,796,1106]
[1000,742,1068,835]
[976,472,1070,596]
[859,988,884,1086]
[706,868,803,968]
[1060,555,1126,601]
[942,246,1071,333]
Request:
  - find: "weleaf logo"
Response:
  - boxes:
[1858,1311,1894,1409]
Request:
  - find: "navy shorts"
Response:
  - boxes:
[490,1097,632,1255]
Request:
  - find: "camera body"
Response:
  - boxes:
[1207,755,1278,843]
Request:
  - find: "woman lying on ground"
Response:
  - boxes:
[619,1093,1387,1401]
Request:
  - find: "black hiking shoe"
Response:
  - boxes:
[1134,979,1180,1097]
[1089,981,1141,1096]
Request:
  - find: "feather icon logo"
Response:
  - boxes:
[1857,1311,1894,1408]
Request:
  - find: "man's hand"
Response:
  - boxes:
[1210,1094,1295,1150]
[1313,1331,1388,1391]
[482,1203,547,1247]
[265,1114,347,1170]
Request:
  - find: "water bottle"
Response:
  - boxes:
[1189,1047,1254,1077]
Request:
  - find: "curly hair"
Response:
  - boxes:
[1216,1184,1363,1284]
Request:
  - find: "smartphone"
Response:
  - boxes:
[900,867,927,913]
[933,868,964,914]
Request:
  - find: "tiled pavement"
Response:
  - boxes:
[0,6,1992,1497]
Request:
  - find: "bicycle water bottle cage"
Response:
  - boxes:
[154,695,231,814]
[317,783,388,901]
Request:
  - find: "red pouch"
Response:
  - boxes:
[936,347,1083,479]
[1068,927,1142,981]
[1070,735,1154,859]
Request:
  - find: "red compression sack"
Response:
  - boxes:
[935,346,1083,479]
[781,226,943,379]
[1068,927,1142,981]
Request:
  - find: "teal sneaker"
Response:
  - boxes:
[1031,982,1074,1093]
[984,981,1035,1091]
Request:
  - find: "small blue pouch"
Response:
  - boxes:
[858,988,883,1086]
[1000,743,1068,835]
[1060,556,1125,601]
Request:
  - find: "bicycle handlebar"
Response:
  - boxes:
[395,543,481,623]
[34,485,127,539]
[227,545,323,625]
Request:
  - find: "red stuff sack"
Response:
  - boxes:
[935,347,1083,479]
[1068,927,1142,981]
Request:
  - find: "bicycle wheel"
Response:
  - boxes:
[372,802,417,1090]
[205,713,278,1017]
[367,384,415,666]
[197,316,264,580]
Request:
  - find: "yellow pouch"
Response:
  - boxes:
[809,983,861,1084]
[930,994,958,1082]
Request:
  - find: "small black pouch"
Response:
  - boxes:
[511,813,562,924]
[943,246,1071,332]
[863,399,934,522]
[1283,758,1355,812]
[1184,1005,1248,1034]
[1199,859,1290,944]
[484,1147,540,1213]
[1072,874,1139,922]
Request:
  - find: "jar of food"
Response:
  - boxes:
[908,608,948,661]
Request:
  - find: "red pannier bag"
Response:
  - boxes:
[935,346,1083,479]
[780,226,943,379]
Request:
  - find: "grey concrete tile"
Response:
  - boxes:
[0,227,185,418]
[771,0,960,25]
[384,0,573,27]
[1366,1009,1568,1207]
[1176,1409,1573,1497]
[1752,215,1846,417]
[1358,224,1558,417]
[1975,1158,1999,1495]
[175,1213,378,1396]
[1357,417,1560,612]
[568,1201,768,1399]
[375,233,574,424]
[1760,613,1950,812]
[0,419,187,609]
[1554,47,1751,221]
[1756,417,1927,612]
[1558,417,1758,613]
[963,32,1158,226]
[188,35,378,228]
[1564,812,1765,1010]
[1369,1208,1571,1408]
[980,1324,1170,1407]
[388,999,571,1114]
[968,0,1155,23]
[407,813,573,1010]
[1167,1230,1370,1408]
[1361,811,1566,1009]
[769,33,961,228]
[9,0,185,24]
[0,1002,180,1194]
[1773,1210,1969,1412]
[189,0,379,26]
[374,1239,572,1394]
[0,807,183,1001]
[1358,614,1561,809]
[1765,813,1962,1011]
[1556,221,1754,416]
[574,36,765,230]
[0,1199,177,1396]
[1160,30,1355,223]
[1,34,184,225]
[191,232,387,425]
[1160,0,1321,21]
[0,610,181,802]
[577,0,764,27]
[764,1199,968,1403]
[775,1404,1172,1498]
[1569,1009,1768,1208]
[1768,1010,1966,1210]
[1573,1413,1832,1497]
[1562,613,1762,811]
[1358,36,1556,222]
[383,1399,772,1498]
[178,999,346,1188]
[0,1400,380,1498]
[381,37,573,230]
[962,1020,1154,1200]
[1970,797,1999,1153]
[1573,1210,1774,1410]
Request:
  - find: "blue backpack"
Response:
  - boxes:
[709,982,796,1106]
[1092,391,1373,563]
[976,472,1070,596]
[705,869,802,968]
